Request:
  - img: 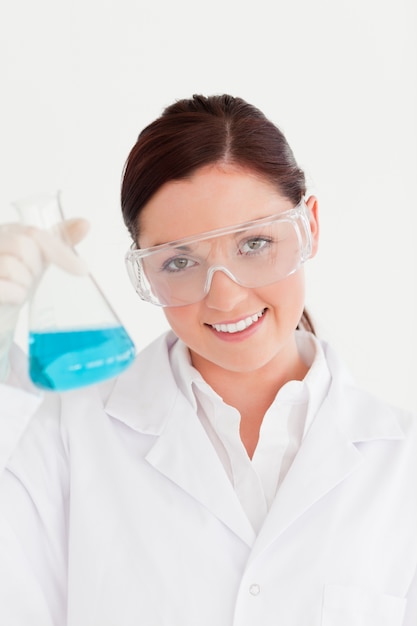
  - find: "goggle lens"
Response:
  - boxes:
[125,200,312,307]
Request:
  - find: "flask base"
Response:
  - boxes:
[29,326,135,391]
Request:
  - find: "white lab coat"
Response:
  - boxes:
[0,330,416,626]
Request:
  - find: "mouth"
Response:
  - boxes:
[208,309,266,334]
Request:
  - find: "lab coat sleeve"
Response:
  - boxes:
[0,356,68,625]
[0,509,57,626]
[0,344,43,475]
[0,384,43,476]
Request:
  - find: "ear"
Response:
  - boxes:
[305,195,319,258]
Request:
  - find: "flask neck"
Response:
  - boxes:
[13,192,65,231]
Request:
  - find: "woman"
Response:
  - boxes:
[0,94,416,625]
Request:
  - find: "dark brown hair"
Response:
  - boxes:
[121,94,315,333]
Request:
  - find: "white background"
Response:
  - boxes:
[1,0,416,412]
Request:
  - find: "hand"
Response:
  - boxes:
[0,218,90,306]
[0,218,90,381]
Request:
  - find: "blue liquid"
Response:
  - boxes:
[29,326,136,391]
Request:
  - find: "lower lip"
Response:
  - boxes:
[207,310,267,342]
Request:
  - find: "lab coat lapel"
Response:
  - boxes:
[249,390,361,560]
[145,391,256,547]
[105,331,255,547]
[250,346,405,560]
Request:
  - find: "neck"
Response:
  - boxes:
[190,340,308,458]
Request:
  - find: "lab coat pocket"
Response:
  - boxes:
[322,584,407,626]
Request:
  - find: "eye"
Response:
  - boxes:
[162,256,197,272]
[239,237,272,255]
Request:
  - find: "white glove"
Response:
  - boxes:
[0,219,90,382]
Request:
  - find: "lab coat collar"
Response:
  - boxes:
[105,331,404,444]
[104,332,405,551]
[104,331,180,436]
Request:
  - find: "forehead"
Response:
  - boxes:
[138,165,293,247]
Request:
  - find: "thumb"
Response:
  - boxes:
[60,218,90,246]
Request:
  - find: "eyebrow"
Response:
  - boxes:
[155,243,195,252]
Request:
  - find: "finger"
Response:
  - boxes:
[60,218,90,246]
[0,220,90,276]
[0,255,37,289]
[0,300,20,325]
[33,229,89,275]
[0,227,44,279]
[0,279,28,306]
[0,218,90,249]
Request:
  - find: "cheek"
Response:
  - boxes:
[163,305,200,337]
[262,270,306,313]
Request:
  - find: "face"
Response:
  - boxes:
[138,164,319,382]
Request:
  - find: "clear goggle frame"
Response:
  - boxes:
[125,199,312,307]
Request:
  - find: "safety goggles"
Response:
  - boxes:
[125,199,312,307]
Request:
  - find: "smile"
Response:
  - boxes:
[210,309,266,334]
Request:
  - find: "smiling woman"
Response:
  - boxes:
[0,94,416,626]
[128,165,318,434]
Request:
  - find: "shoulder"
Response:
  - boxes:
[3,331,180,471]
[318,336,417,445]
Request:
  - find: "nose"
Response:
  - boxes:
[204,266,248,311]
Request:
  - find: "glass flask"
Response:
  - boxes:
[13,191,136,392]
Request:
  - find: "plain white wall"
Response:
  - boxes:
[1,0,416,412]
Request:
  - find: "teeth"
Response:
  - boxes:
[211,310,264,333]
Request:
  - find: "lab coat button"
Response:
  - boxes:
[249,584,261,596]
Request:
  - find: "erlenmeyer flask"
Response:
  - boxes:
[12,191,136,391]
